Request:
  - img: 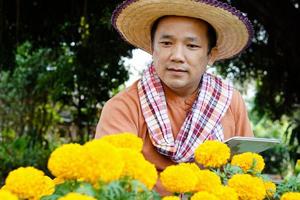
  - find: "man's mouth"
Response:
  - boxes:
[167,67,187,72]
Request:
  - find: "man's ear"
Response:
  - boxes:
[208,47,218,66]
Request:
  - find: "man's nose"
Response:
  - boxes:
[170,44,185,63]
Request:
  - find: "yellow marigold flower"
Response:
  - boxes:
[5,167,55,200]
[101,132,143,152]
[160,163,198,193]
[1,185,8,190]
[228,174,266,200]
[0,189,18,200]
[212,185,238,200]
[43,176,55,195]
[191,191,220,200]
[48,143,85,180]
[264,181,276,198]
[162,196,180,200]
[53,177,65,185]
[194,170,221,192]
[178,162,201,173]
[231,152,265,173]
[280,192,300,200]
[120,148,157,189]
[194,140,230,168]
[82,139,124,183]
[58,193,96,200]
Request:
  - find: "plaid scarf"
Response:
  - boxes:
[138,65,233,162]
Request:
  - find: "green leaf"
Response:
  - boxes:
[53,180,81,195]
[40,194,61,200]
[275,174,300,198]
[74,182,97,197]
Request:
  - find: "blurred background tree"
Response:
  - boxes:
[0,0,133,183]
[1,0,300,182]
[216,0,300,175]
[0,0,132,141]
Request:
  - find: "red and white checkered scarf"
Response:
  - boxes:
[138,65,233,162]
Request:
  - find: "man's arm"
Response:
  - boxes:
[95,94,139,138]
[232,89,254,137]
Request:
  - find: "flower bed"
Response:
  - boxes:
[0,133,299,200]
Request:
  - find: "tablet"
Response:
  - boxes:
[224,136,281,155]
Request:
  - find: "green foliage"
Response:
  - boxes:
[0,38,129,143]
[0,135,55,184]
[41,178,161,200]
[215,0,300,174]
[41,181,96,199]
[213,163,244,185]
[251,115,290,139]
[249,110,296,176]
[0,42,68,139]
[214,0,300,122]
[261,145,290,177]
[1,1,133,180]
[1,0,132,143]
[212,155,300,199]
[275,174,300,198]
[284,115,300,167]
[214,159,270,185]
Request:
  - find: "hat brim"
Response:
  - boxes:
[112,0,253,61]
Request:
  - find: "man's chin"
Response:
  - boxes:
[166,82,189,91]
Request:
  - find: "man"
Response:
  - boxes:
[96,0,253,195]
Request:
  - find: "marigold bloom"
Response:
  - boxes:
[58,193,96,200]
[101,132,143,152]
[162,196,180,200]
[5,167,54,200]
[48,143,85,180]
[280,192,300,200]
[228,174,266,200]
[53,177,65,185]
[194,170,221,192]
[82,139,124,183]
[0,189,18,200]
[160,163,198,193]
[194,140,230,168]
[178,162,201,173]
[212,185,238,200]
[231,152,265,173]
[264,181,276,198]
[120,148,157,189]
[191,191,220,200]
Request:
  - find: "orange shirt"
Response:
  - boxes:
[95,80,253,195]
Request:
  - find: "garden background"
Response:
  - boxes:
[0,0,300,184]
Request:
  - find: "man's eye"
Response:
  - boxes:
[187,44,200,48]
[160,41,172,46]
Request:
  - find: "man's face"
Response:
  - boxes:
[152,16,216,97]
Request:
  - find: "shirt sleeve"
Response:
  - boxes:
[231,89,254,137]
[95,93,139,138]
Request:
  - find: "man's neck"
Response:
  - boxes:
[162,82,199,100]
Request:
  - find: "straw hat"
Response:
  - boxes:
[112,0,253,61]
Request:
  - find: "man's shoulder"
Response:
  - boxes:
[231,89,243,102]
[105,80,140,106]
[228,88,245,112]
